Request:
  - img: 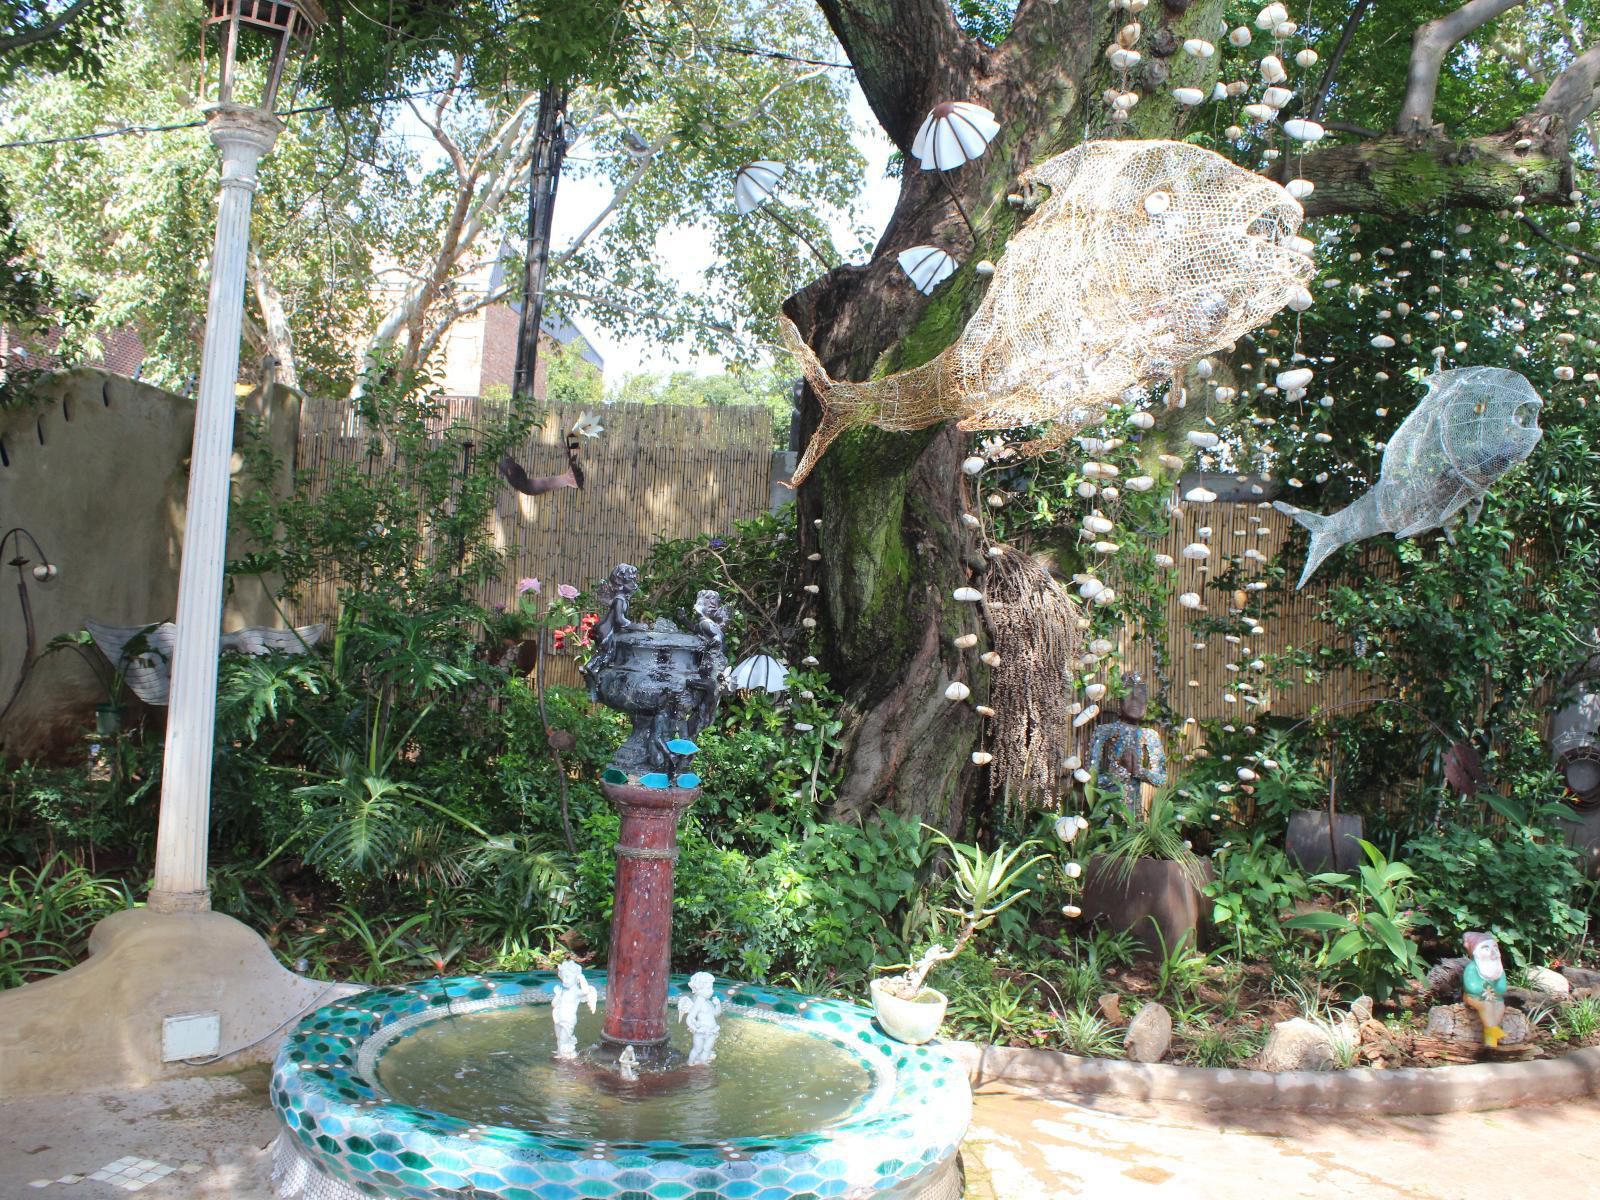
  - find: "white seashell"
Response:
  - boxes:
[1182,543,1210,560]
[1277,367,1313,390]
[802,617,817,628]
[803,583,820,594]
[960,512,981,528]
[1172,87,1205,106]
[1064,861,1083,879]
[944,681,971,701]
[1185,487,1218,503]
[1186,431,1220,449]
[1073,704,1101,727]
[953,586,983,601]
[1183,38,1215,58]
[1101,485,1120,502]
[1245,548,1267,562]
[1154,553,1175,568]
[1143,190,1173,215]
[1091,540,1120,554]
[1370,334,1396,349]
[971,751,993,765]
[975,704,996,717]
[1077,481,1098,498]
[1242,104,1277,122]
[1286,234,1315,255]
[980,651,1002,667]
[1261,758,1280,770]
[1287,286,1314,311]
[1274,19,1297,37]
[1283,118,1325,143]
[1084,515,1115,534]
[897,244,960,295]
[1064,755,1083,772]
[1255,3,1287,31]
[1195,358,1215,379]
[1260,56,1287,84]
[1159,453,1185,470]
[1295,48,1319,68]
[1214,386,1237,402]
[1128,475,1155,491]
[1078,578,1105,599]
[1093,588,1118,606]
[987,493,1005,507]
[1085,682,1107,701]
[961,455,986,475]
[953,633,978,648]
[1088,637,1114,654]
[1555,366,1576,381]
[974,259,996,277]
[733,160,786,215]
[1113,91,1140,110]
[1225,123,1244,139]
[1261,86,1294,109]
[1212,82,1229,101]
[1178,592,1203,609]
[1073,768,1092,783]
[1230,25,1252,46]
[802,655,820,666]
[1055,815,1080,841]
[1109,47,1141,71]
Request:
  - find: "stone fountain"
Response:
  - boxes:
[268,567,969,1200]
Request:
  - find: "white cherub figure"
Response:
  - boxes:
[550,960,597,1060]
[676,971,724,1066]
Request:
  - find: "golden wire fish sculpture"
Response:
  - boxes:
[782,139,1315,486]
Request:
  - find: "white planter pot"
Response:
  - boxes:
[869,978,948,1045]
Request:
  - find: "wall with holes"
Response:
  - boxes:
[0,369,298,761]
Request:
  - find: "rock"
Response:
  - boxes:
[1562,965,1600,989]
[1097,993,1123,1025]
[1527,967,1571,995]
[1349,996,1374,1024]
[1123,1001,1172,1063]
[1258,1017,1335,1072]
[1427,957,1467,999]
[1425,1004,1530,1047]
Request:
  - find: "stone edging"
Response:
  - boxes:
[946,1040,1600,1115]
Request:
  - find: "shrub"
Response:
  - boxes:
[1,854,133,988]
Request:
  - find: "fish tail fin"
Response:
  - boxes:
[779,317,850,489]
[1273,501,1339,589]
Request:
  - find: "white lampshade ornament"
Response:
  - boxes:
[730,653,789,693]
[897,245,960,295]
[911,101,1001,171]
[733,161,786,216]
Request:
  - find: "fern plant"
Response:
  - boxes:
[1091,784,1207,890]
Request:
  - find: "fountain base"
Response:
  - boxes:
[269,971,970,1200]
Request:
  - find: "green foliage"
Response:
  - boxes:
[1554,997,1600,1045]
[1088,785,1208,891]
[1056,1004,1122,1058]
[606,365,794,448]
[1180,1019,1262,1069]
[1206,832,1311,957]
[1403,800,1588,967]
[1284,840,1426,1001]
[0,853,132,988]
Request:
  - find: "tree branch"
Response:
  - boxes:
[814,0,970,147]
[1308,0,1373,122]
[1520,214,1600,265]
[0,0,93,56]
[1535,42,1600,134]
[1397,0,1526,135]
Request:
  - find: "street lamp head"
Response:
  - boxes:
[202,0,326,113]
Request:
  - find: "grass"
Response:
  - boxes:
[1555,997,1600,1043]
[1180,1018,1263,1068]
[1058,1004,1122,1057]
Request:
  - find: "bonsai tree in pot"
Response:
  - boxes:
[871,831,1047,1044]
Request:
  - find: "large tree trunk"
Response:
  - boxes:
[788,0,1594,833]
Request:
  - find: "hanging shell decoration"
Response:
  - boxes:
[910,101,1001,171]
[777,140,1314,486]
[733,160,786,216]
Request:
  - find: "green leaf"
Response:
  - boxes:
[1283,911,1350,932]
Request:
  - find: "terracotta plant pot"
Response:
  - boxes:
[869,977,948,1045]
[1078,856,1213,960]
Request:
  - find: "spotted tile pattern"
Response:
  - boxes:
[270,972,970,1199]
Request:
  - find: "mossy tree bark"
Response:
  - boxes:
[785,0,1599,832]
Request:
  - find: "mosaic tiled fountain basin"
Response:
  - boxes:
[270,971,969,1200]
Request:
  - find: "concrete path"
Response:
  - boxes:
[5,1070,1600,1199]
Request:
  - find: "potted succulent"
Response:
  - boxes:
[870,832,1047,1044]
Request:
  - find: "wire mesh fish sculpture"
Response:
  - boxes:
[1275,367,1544,588]
[781,139,1314,485]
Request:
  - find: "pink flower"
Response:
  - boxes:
[517,578,540,594]
[557,583,579,600]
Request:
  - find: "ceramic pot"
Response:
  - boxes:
[869,977,948,1045]
[1078,856,1213,960]
[94,704,124,736]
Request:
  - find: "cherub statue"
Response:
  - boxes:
[550,960,597,1060]
[689,590,730,735]
[676,971,724,1066]
[1461,932,1509,1048]
[581,563,646,698]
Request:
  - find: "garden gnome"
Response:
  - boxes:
[676,971,724,1066]
[1462,932,1509,1048]
[551,960,598,1060]
[1087,674,1168,816]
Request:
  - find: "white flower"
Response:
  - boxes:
[571,412,605,439]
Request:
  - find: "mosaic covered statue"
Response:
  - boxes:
[1086,675,1167,817]
[1461,931,1509,1048]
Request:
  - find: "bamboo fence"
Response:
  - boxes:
[289,398,775,686]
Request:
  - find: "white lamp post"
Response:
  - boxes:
[148,0,324,913]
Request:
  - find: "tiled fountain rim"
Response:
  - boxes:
[271,970,970,1199]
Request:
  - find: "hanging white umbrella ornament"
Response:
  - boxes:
[898,245,961,296]
[733,160,785,215]
[730,653,789,693]
[910,100,1000,239]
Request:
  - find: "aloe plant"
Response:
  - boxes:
[882,832,1047,998]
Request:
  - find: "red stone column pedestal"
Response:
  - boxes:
[601,780,697,1047]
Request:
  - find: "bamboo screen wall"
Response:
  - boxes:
[289,399,775,685]
[1117,500,1380,732]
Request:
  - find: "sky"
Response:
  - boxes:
[550,83,902,379]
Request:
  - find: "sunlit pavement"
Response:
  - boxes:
[963,1083,1600,1199]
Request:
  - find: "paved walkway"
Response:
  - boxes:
[5,1070,1600,1198]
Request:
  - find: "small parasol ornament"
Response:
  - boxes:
[910,101,1000,171]
[897,245,960,295]
[733,160,786,215]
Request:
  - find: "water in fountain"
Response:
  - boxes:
[375,1005,875,1141]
